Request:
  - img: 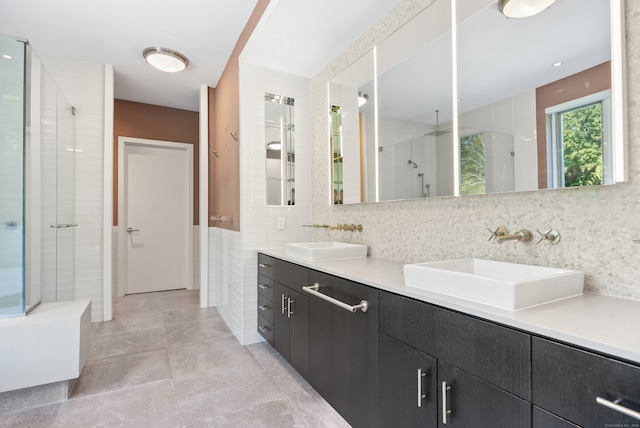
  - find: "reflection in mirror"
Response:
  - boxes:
[376,0,454,201]
[456,0,621,193]
[328,50,375,204]
[265,93,295,206]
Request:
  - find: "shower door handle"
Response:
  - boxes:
[126,227,140,233]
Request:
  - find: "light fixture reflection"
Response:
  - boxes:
[143,47,189,73]
[358,92,369,107]
[267,141,282,150]
[498,0,556,18]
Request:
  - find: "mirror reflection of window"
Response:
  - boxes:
[460,133,486,196]
[265,93,295,206]
[546,90,612,188]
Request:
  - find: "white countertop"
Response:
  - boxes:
[259,248,640,365]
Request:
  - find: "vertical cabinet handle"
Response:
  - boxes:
[281,294,287,314]
[417,369,427,408]
[442,381,452,424]
[287,298,294,318]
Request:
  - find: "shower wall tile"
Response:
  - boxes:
[39,53,106,321]
[309,0,640,300]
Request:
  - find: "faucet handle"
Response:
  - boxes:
[536,229,561,245]
[487,227,509,241]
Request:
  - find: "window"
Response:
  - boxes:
[460,132,486,195]
[546,90,612,188]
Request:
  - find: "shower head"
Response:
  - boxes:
[425,109,451,136]
[408,160,418,168]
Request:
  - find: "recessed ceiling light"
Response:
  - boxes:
[143,47,189,73]
[553,62,563,67]
[2,54,12,60]
[498,0,556,18]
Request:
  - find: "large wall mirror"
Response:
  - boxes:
[329,0,627,205]
[265,93,295,206]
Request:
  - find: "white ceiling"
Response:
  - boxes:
[0,0,401,112]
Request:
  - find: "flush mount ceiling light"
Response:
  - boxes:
[358,92,369,107]
[143,47,189,73]
[498,0,556,18]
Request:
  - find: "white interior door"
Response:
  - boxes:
[119,138,193,295]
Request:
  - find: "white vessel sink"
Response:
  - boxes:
[285,242,367,261]
[404,258,583,310]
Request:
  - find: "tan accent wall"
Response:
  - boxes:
[535,61,611,189]
[209,0,271,231]
[113,99,199,225]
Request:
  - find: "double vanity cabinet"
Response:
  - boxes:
[257,252,640,428]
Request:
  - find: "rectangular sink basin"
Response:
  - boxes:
[404,258,583,310]
[285,242,367,261]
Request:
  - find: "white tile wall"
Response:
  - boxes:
[208,64,312,345]
[38,53,106,322]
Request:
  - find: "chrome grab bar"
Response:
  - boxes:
[596,397,640,420]
[302,283,368,313]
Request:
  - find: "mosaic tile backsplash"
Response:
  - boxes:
[310,0,640,300]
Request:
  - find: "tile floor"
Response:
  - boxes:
[1,289,350,427]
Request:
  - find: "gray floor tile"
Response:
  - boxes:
[162,306,221,326]
[91,310,164,336]
[87,326,166,361]
[163,316,232,347]
[168,334,255,377]
[286,389,351,428]
[72,349,172,398]
[0,403,60,428]
[52,380,180,428]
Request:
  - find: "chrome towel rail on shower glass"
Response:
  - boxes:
[302,283,368,313]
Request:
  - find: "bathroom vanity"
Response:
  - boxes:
[257,251,640,428]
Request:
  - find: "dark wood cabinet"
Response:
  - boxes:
[257,253,640,428]
[308,270,380,428]
[532,337,640,428]
[438,361,531,428]
[380,333,437,428]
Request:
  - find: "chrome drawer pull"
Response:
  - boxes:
[302,283,368,313]
[281,294,287,314]
[258,326,269,333]
[417,369,427,407]
[442,381,452,424]
[258,305,269,311]
[258,284,269,290]
[287,297,294,318]
[596,397,640,420]
[258,263,270,268]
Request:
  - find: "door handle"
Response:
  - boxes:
[126,227,140,233]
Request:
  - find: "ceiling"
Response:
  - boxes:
[0,0,401,112]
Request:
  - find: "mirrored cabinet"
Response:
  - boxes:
[327,0,627,205]
[265,93,295,206]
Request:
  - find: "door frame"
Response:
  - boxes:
[117,136,194,297]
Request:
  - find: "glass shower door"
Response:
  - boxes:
[0,35,26,317]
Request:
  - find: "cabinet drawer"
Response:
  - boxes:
[258,293,274,324]
[258,254,275,279]
[257,315,273,346]
[532,337,640,427]
[436,308,531,400]
[257,275,274,301]
[274,259,309,292]
[380,292,438,356]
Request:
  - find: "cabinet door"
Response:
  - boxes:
[288,287,309,381]
[533,337,640,427]
[273,282,290,361]
[532,407,580,428]
[380,334,437,428]
[438,361,531,428]
[308,271,380,428]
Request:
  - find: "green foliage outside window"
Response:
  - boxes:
[562,103,603,187]
[460,133,486,195]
